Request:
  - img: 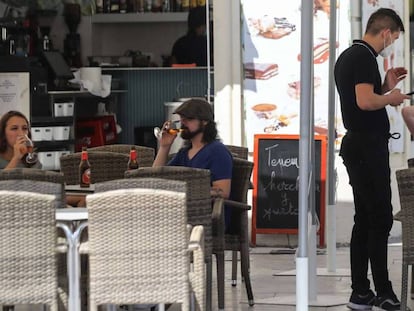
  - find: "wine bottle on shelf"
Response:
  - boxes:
[120,0,128,13]
[181,0,189,11]
[79,147,91,188]
[110,0,120,13]
[96,0,104,13]
[127,146,139,170]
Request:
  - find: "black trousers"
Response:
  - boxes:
[340,132,394,296]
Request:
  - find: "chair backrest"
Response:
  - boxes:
[230,158,254,204]
[60,151,130,185]
[396,168,414,260]
[86,187,191,310]
[407,158,414,168]
[0,168,66,208]
[225,145,248,160]
[125,166,213,258]
[0,190,58,311]
[89,144,155,167]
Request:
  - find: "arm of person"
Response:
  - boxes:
[355,83,410,111]
[211,179,231,199]
[382,67,407,94]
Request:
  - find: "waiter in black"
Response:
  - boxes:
[334,8,409,311]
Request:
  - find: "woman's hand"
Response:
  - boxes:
[13,135,27,160]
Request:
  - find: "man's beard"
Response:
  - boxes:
[181,125,204,140]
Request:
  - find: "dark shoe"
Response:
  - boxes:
[347,289,376,310]
[372,291,401,311]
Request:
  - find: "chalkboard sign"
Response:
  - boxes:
[252,134,327,246]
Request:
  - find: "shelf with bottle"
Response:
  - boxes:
[91,11,188,23]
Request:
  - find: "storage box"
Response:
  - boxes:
[31,127,53,141]
[63,102,74,117]
[43,127,53,141]
[53,126,70,140]
[75,115,117,151]
[54,103,64,117]
[31,127,43,141]
[38,151,57,170]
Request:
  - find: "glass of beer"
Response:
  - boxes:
[153,121,184,140]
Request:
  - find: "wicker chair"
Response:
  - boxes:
[89,144,155,167]
[395,167,414,311]
[125,166,224,311]
[0,168,86,311]
[94,177,206,310]
[86,187,205,311]
[60,151,130,185]
[224,157,254,306]
[225,144,249,160]
[0,190,59,311]
[0,168,66,208]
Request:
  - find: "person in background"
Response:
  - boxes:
[0,110,42,170]
[153,98,233,226]
[170,5,212,66]
[401,105,414,135]
[334,8,410,311]
[0,110,85,206]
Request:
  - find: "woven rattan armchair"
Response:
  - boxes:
[89,144,155,167]
[60,151,130,185]
[225,144,249,160]
[125,166,224,311]
[224,157,254,306]
[86,187,205,311]
[94,177,206,310]
[0,168,66,208]
[395,167,414,311]
[0,190,59,311]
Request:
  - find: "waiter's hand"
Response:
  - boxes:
[384,67,407,91]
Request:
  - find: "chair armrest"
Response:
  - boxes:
[224,199,251,211]
[211,198,225,251]
[188,225,206,311]
[393,210,402,222]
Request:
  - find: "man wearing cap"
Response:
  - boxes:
[153,98,233,224]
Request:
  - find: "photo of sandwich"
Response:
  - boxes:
[244,63,279,80]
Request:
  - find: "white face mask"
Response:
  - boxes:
[379,34,394,58]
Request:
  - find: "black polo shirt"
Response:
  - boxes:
[334,39,390,135]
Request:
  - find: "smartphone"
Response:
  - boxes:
[406,91,414,96]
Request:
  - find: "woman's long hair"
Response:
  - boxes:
[0,110,31,153]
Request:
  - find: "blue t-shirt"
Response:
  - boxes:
[168,140,233,182]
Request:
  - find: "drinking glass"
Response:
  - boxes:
[21,134,38,165]
[153,121,184,140]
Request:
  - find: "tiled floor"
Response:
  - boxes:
[173,243,408,310]
[7,243,410,311]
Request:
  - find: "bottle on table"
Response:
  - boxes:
[79,147,91,188]
[127,146,139,170]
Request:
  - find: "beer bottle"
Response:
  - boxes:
[127,146,139,170]
[79,147,91,188]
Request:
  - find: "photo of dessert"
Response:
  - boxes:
[251,103,278,119]
[244,63,279,80]
[247,16,296,40]
[287,76,322,100]
[297,39,339,64]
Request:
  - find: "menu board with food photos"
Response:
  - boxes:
[251,134,327,246]
[241,0,350,150]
